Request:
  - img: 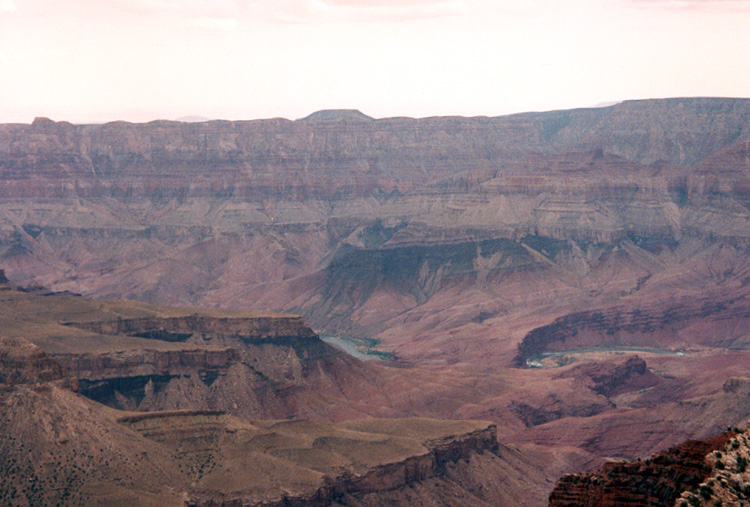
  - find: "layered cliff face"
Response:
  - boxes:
[4,98,750,504]
[0,276,560,507]
[0,277,392,421]
[0,336,67,386]
[0,363,525,507]
[515,291,750,367]
[548,420,750,507]
[548,430,737,507]
[2,98,749,352]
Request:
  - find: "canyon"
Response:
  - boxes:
[2,97,750,505]
[0,277,553,506]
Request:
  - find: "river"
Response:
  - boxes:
[319,334,390,360]
[526,346,687,368]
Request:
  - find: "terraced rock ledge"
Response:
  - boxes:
[116,413,499,507]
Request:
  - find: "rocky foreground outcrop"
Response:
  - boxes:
[548,430,738,507]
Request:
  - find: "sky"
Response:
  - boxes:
[1,0,749,123]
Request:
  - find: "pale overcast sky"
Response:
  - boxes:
[1,0,749,123]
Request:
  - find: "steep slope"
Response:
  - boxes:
[0,328,551,507]
[0,273,393,421]
[1,98,749,354]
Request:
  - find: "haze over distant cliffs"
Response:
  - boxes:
[1,98,749,342]
[3,97,750,505]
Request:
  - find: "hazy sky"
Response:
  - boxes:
[1,0,749,123]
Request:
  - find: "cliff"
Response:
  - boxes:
[0,372,532,507]
[5,98,750,503]
[549,431,747,507]
[3,99,750,350]
[1,99,747,186]
[0,336,69,386]
[0,280,390,421]
[674,424,750,506]
[66,314,318,342]
[170,417,501,507]
[515,291,750,367]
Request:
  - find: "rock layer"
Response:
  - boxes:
[4,98,750,503]
[515,292,750,366]
[548,431,735,507]
[0,281,385,420]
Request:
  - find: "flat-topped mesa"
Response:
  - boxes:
[299,109,374,122]
[64,314,318,343]
[0,284,369,419]
[307,424,499,505]
[49,313,350,416]
[2,98,748,192]
[52,347,241,382]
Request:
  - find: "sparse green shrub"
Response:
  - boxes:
[716,460,725,470]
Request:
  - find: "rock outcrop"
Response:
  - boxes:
[548,430,737,507]
[557,356,661,398]
[173,417,501,507]
[674,428,750,506]
[0,337,69,387]
[66,314,318,342]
